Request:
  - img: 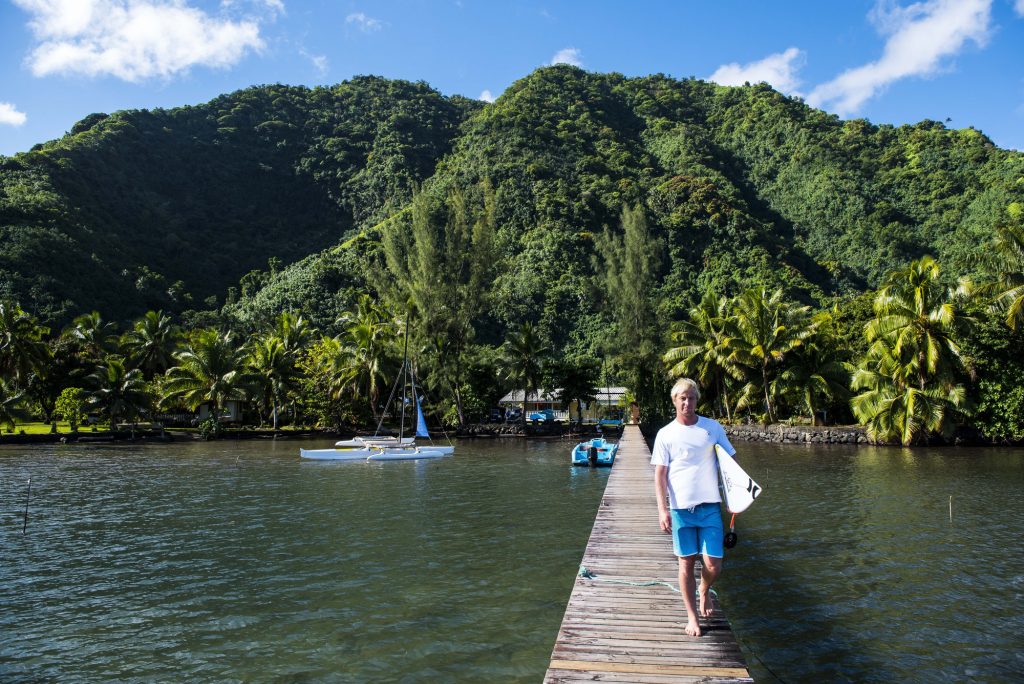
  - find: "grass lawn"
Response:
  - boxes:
[3,421,107,435]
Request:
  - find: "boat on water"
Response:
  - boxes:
[572,437,618,467]
[334,436,415,448]
[366,446,449,461]
[300,313,455,462]
[300,446,382,461]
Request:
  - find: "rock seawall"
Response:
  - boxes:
[724,424,869,445]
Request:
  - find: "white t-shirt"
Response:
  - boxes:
[651,416,736,510]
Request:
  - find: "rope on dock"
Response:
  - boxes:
[577,564,683,593]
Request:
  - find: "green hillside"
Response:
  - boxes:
[3,66,1024,441]
[223,67,1021,345]
[0,76,478,323]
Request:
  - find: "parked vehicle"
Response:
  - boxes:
[505,407,522,423]
[488,408,505,423]
[528,408,556,422]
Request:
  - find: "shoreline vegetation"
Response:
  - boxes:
[2,70,1024,448]
[3,420,1019,448]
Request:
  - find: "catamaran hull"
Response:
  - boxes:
[334,436,415,448]
[366,447,449,461]
[300,447,379,460]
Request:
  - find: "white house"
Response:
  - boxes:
[498,387,628,422]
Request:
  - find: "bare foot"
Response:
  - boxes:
[699,585,715,618]
[684,618,702,637]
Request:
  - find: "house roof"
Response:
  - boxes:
[498,387,628,404]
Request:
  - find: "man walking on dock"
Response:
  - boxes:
[652,378,736,637]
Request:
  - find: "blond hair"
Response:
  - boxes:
[670,377,701,401]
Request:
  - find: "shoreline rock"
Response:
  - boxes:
[724,424,869,445]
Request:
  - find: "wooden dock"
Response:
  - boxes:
[544,425,752,683]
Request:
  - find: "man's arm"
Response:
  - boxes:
[655,465,671,532]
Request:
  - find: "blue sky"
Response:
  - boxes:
[1,0,1023,157]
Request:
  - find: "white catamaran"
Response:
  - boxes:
[300,314,454,461]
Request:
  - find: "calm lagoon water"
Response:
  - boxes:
[1,438,608,683]
[2,437,1023,683]
[718,442,1024,683]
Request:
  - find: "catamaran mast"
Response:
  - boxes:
[399,313,410,440]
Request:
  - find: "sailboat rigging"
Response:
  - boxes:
[300,312,454,461]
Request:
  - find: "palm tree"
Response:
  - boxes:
[775,312,851,425]
[664,292,734,420]
[499,322,550,428]
[986,220,1024,329]
[722,288,811,422]
[0,377,25,430]
[67,311,117,365]
[248,335,298,429]
[865,256,970,391]
[851,256,970,444]
[850,347,966,445]
[0,300,49,388]
[163,330,255,423]
[336,296,397,421]
[122,310,180,379]
[86,359,153,428]
[272,310,316,357]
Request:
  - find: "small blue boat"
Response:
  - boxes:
[572,437,618,467]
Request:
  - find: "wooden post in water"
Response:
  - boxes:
[544,425,752,683]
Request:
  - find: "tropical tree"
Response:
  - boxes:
[67,311,117,366]
[985,214,1024,329]
[0,377,25,430]
[775,311,851,425]
[0,300,49,388]
[86,359,153,427]
[55,387,87,432]
[248,335,298,429]
[121,310,181,378]
[499,321,551,427]
[298,336,356,429]
[850,256,970,444]
[335,295,397,421]
[163,329,255,424]
[271,310,316,357]
[597,204,668,423]
[722,287,812,422]
[664,292,734,420]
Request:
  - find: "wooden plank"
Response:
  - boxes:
[548,659,751,677]
[544,425,752,683]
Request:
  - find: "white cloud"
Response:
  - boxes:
[551,47,583,67]
[0,102,28,126]
[346,12,382,33]
[1015,0,1024,16]
[479,89,495,103]
[14,0,264,82]
[708,47,805,94]
[808,0,992,115]
[309,53,327,76]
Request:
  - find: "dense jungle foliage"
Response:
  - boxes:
[2,66,1023,443]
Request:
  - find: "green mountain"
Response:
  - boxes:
[0,76,478,323]
[2,66,1021,353]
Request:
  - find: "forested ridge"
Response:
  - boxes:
[2,66,1023,443]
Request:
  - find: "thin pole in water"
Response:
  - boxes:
[22,478,31,534]
[949,495,953,523]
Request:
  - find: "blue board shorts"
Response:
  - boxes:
[670,503,724,558]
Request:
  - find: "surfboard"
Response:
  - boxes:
[715,444,762,513]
